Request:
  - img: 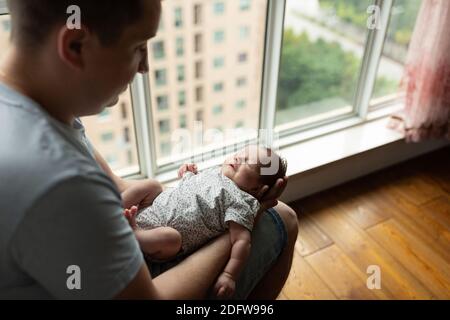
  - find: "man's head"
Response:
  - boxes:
[5,0,161,120]
[222,145,288,199]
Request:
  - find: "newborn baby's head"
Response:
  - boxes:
[221,145,287,200]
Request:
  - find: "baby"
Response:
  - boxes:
[123,145,287,298]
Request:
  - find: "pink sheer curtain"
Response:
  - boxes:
[389,0,450,142]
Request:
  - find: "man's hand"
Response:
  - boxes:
[177,164,198,179]
[257,176,289,211]
[213,272,236,299]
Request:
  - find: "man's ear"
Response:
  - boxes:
[56,25,90,70]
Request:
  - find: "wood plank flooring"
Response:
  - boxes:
[279,147,450,300]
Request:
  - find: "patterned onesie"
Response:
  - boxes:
[135,167,261,256]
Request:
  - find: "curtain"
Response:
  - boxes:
[388,0,450,142]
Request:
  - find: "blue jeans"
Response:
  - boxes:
[148,208,288,299]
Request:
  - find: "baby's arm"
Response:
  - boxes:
[121,179,163,210]
[213,222,251,298]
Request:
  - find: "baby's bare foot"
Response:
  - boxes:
[124,206,139,230]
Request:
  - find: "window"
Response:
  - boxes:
[213,82,224,92]
[105,155,119,168]
[161,142,171,157]
[214,2,225,15]
[159,119,171,134]
[82,91,140,176]
[238,52,248,63]
[155,69,167,86]
[194,33,203,53]
[0,15,11,62]
[152,41,165,59]
[177,65,185,82]
[213,105,223,115]
[2,19,10,32]
[157,95,169,111]
[213,57,225,68]
[101,132,114,143]
[371,0,422,103]
[179,114,187,128]
[124,127,131,143]
[235,100,246,110]
[195,61,203,79]
[178,91,186,107]
[240,0,251,11]
[121,103,128,120]
[98,109,111,121]
[196,110,204,122]
[239,26,250,39]
[195,86,204,102]
[174,7,183,27]
[214,30,225,43]
[176,37,184,57]
[275,0,371,130]
[194,4,202,25]
[145,0,267,166]
[235,121,245,128]
[236,77,247,87]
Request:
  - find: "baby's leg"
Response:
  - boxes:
[135,227,182,261]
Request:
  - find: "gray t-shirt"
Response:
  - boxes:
[0,82,143,299]
[136,167,261,256]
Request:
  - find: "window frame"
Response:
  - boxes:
[141,0,399,178]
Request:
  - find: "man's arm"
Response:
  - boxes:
[117,234,231,299]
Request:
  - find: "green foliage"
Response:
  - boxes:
[276,29,360,110]
[319,0,422,46]
[277,29,397,111]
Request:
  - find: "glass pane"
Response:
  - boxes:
[371,0,422,103]
[82,90,140,176]
[147,0,268,167]
[275,0,371,131]
[0,14,11,62]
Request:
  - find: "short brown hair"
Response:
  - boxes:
[7,0,146,47]
[258,148,288,189]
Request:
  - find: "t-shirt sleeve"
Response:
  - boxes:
[223,189,261,232]
[10,175,144,300]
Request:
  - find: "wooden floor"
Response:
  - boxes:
[279,147,450,300]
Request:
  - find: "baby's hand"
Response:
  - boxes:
[123,206,139,230]
[213,272,236,299]
[177,164,198,178]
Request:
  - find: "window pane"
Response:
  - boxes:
[82,90,140,175]
[371,0,422,103]
[275,0,371,131]
[0,14,11,62]
[147,0,268,167]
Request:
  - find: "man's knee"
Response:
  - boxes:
[275,202,298,242]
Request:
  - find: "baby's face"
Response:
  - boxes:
[222,146,266,197]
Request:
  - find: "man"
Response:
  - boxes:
[0,0,298,299]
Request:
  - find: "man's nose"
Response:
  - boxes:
[138,51,149,74]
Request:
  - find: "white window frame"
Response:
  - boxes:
[136,0,399,179]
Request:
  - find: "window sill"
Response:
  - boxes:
[152,104,448,201]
